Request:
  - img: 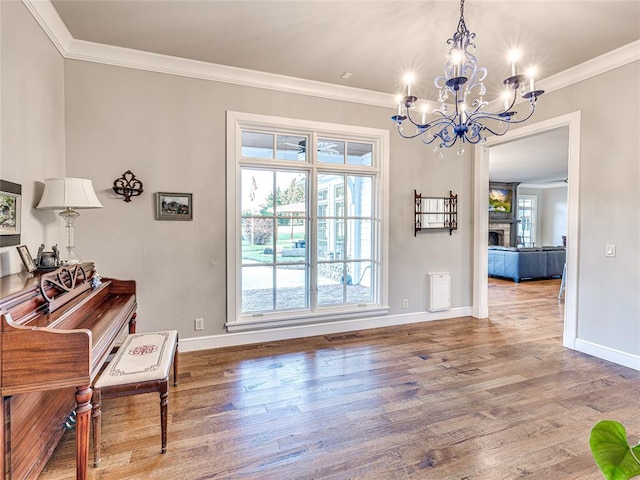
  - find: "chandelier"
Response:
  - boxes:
[391,0,544,155]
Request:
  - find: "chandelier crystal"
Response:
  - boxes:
[391,0,544,155]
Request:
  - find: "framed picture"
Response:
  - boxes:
[489,187,513,213]
[16,245,36,273]
[155,192,193,221]
[0,180,22,247]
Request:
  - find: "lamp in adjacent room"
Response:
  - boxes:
[37,177,103,265]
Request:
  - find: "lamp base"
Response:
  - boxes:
[59,208,83,265]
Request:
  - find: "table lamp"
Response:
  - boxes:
[37,177,103,265]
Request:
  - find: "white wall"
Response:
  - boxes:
[541,187,567,247]
[0,1,66,276]
[4,2,637,365]
[518,186,568,247]
[511,61,640,359]
[62,59,474,340]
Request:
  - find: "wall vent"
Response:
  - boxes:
[427,272,451,312]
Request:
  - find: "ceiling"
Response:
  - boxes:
[488,127,569,185]
[48,0,639,184]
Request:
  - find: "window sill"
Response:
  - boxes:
[226,305,391,333]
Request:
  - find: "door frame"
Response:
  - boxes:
[472,111,581,349]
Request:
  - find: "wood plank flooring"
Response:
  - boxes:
[39,278,640,479]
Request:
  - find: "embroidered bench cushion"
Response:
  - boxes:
[95,330,177,388]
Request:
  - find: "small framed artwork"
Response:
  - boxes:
[16,245,36,273]
[155,192,193,221]
[0,180,22,247]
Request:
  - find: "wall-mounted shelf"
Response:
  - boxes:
[414,190,458,236]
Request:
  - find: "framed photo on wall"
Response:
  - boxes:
[155,192,193,221]
[16,245,36,273]
[0,180,22,247]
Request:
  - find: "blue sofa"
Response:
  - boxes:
[488,246,565,283]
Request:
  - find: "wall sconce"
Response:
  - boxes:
[113,170,143,202]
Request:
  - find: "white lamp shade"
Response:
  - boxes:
[37,177,103,209]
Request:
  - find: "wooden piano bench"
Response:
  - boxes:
[91,330,179,467]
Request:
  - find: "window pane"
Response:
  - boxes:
[318,139,345,164]
[242,169,273,215]
[278,220,306,264]
[275,265,308,310]
[318,174,343,214]
[347,261,373,303]
[275,172,306,217]
[347,142,373,166]
[242,265,274,313]
[276,135,307,161]
[242,132,273,158]
[346,219,372,261]
[242,217,274,263]
[317,264,345,306]
[318,218,345,260]
[347,176,372,217]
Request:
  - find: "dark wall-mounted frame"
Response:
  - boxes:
[0,180,22,247]
[155,192,193,221]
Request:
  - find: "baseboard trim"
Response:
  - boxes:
[573,338,640,371]
[180,307,473,352]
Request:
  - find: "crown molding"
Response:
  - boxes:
[23,0,640,111]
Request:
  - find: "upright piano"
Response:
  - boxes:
[0,263,137,480]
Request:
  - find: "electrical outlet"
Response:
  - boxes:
[402,299,409,309]
[194,318,204,331]
[605,244,616,258]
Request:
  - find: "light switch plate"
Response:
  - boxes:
[605,244,616,257]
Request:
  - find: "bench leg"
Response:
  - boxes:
[91,388,102,467]
[160,380,168,454]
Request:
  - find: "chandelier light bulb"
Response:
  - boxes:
[508,49,521,76]
[404,73,414,97]
[527,66,537,92]
[451,50,463,77]
[389,0,543,151]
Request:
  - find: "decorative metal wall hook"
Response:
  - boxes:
[113,170,144,202]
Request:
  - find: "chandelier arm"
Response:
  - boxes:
[462,133,485,145]
[394,124,430,140]
[476,123,508,138]
[500,102,538,124]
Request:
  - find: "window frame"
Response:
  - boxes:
[226,111,390,332]
[517,194,538,247]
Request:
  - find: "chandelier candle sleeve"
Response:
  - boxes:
[390,0,543,151]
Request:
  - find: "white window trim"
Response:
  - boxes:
[518,194,537,246]
[225,111,390,332]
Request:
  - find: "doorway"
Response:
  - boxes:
[473,112,581,349]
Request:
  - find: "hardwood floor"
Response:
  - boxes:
[39,278,639,479]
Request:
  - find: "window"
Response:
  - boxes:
[517,195,537,247]
[226,112,389,331]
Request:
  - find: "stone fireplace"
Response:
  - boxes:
[489,223,511,246]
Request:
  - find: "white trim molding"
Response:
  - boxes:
[473,111,582,346]
[179,307,474,353]
[572,338,640,371]
[22,0,640,109]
